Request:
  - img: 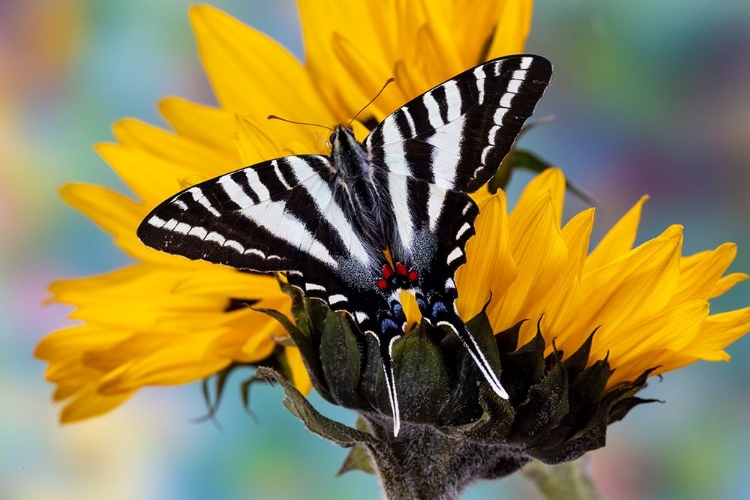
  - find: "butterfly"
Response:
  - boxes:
[137,55,552,435]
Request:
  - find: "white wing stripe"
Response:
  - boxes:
[441,80,463,121]
[148,215,166,228]
[287,157,372,266]
[240,200,338,268]
[388,172,413,249]
[188,226,207,239]
[427,183,447,233]
[219,175,255,208]
[500,92,514,109]
[224,240,244,253]
[473,67,486,103]
[243,168,270,200]
[423,91,444,129]
[456,222,471,240]
[426,116,465,186]
[272,160,293,190]
[446,247,463,266]
[172,199,188,210]
[188,187,221,217]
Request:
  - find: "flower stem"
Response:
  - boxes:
[362,415,529,500]
[523,458,603,500]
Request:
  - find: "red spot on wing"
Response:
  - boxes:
[382,264,394,279]
[395,263,407,276]
[408,270,418,282]
[376,279,388,290]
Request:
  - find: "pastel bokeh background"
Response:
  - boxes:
[2,1,749,499]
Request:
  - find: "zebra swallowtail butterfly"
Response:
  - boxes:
[137,55,552,436]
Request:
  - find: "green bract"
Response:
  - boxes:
[256,282,658,499]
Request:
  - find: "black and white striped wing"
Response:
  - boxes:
[365,55,552,193]
[137,153,406,434]
[137,155,376,289]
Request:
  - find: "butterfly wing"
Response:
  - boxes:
[365,55,552,192]
[364,56,552,400]
[138,153,407,434]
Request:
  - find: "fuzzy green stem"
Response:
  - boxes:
[523,458,603,500]
[362,415,529,500]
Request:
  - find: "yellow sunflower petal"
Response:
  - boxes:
[486,0,534,59]
[60,384,135,423]
[456,189,517,320]
[686,307,750,356]
[489,187,568,343]
[285,345,313,395]
[711,272,748,298]
[158,97,236,150]
[540,208,594,347]
[580,226,683,358]
[668,242,737,306]
[584,195,649,273]
[191,5,332,127]
[113,118,237,176]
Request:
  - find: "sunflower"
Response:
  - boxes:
[38,0,749,452]
[36,2,534,423]
[459,168,750,388]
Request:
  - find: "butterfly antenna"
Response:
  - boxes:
[267,115,335,132]
[348,78,395,128]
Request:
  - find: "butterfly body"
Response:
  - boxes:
[138,55,552,436]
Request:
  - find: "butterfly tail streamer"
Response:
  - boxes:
[378,334,402,437]
[437,316,508,400]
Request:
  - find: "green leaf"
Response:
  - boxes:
[338,443,376,476]
[255,367,374,447]
[523,459,603,500]
[253,305,334,403]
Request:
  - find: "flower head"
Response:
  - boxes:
[36,2,534,422]
[36,2,750,497]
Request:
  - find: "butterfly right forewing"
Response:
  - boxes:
[365,55,552,192]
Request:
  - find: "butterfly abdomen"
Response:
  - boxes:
[330,126,394,251]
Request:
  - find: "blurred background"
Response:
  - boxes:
[1,0,749,499]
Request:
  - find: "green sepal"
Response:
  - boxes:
[495,320,524,355]
[393,328,450,423]
[255,366,374,447]
[562,330,597,377]
[436,322,482,425]
[509,360,569,446]
[465,312,504,379]
[278,280,312,335]
[319,309,364,408]
[500,329,546,403]
[542,357,610,447]
[446,384,515,444]
[338,417,376,476]
[338,443,377,476]
[253,304,333,403]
